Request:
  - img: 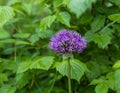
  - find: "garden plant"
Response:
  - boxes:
[0,0,120,93]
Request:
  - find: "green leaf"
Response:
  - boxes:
[91,15,105,32]
[17,60,31,74]
[30,56,54,70]
[113,60,120,68]
[86,61,101,81]
[29,34,39,44]
[106,72,115,90]
[15,73,31,89]
[7,0,22,5]
[56,12,71,27]
[0,6,15,27]
[56,59,87,82]
[68,0,96,17]
[13,33,30,39]
[108,14,120,23]
[0,85,16,93]
[63,0,70,5]
[93,28,112,48]
[0,28,10,39]
[95,82,108,93]
[115,69,120,93]
[0,73,8,86]
[40,15,56,31]
[22,3,32,15]
[53,0,63,8]
[0,39,30,45]
[17,56,54,73]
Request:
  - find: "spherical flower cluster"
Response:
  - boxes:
[49,29,87,54]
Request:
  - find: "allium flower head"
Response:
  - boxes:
[49,29,87,54]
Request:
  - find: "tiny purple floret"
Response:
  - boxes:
[49,29,87,54]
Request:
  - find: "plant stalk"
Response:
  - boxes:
[68,58,72,93]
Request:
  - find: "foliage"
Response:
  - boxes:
[0,0,120,93]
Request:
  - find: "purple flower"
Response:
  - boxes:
[49,29,87,54]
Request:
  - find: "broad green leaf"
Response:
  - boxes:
[56,59,87,82]
[56,12,71,27]
[86,61,101,81]
[53,0,63,8]
[0,6,15,27]
[29,34,39,44]
[79,14,93,24]
[0,39,15,43]
[15,40,30,45]
[17,56,54,73]
[7,0,22,5]
[13,33,30,39]
[115,69,120,93]
[93,28,112,48]
[113,60,120,68]
[17,60,31,74]
[0,73,8,86]
[15,73,31,89]
[108,14,120,23]
[0,85,16,93]
[84,31,94,42]
[95,82,108,93]
[68,0,96,17]
[63,0,70,5]
[90,78,105,85]
[0,28,10,39]
[40,15,56,31]
[22,3,32,15]
[0,39,30,45]
[30,56,54,70]
[91,15,105,32]
[106,72,115,90]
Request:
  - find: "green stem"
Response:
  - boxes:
[68,58,72,93]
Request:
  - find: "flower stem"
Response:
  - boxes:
[68,57,72,93]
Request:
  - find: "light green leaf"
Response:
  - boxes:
[17,60,31,74]
[15,40,30,45]
[15,73,30,89]
[0,73,8,85]
[7,0,22,5]
[91,15,105,32]
[115,69,120,93]
[113,60,120,68]
[29,33,39,44]
[68,0,96,17]
[22,3,32,15]
[90,78,104,85]
[93,28,112,48]
[0,85,16,93]
[56,12,71,27]
[84,30,94,42]
[0,28,10,39]
[53,0,63,8]
[56,59,87,82]
[108,14,120,23]
[63,0,70,5]
[13,33,30,39]
[30,56,54,70]
[0,39,30,45]
[40,15,56,31]
[106,72,115,90]
[95,82,108,93]
[0,6,15,27]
